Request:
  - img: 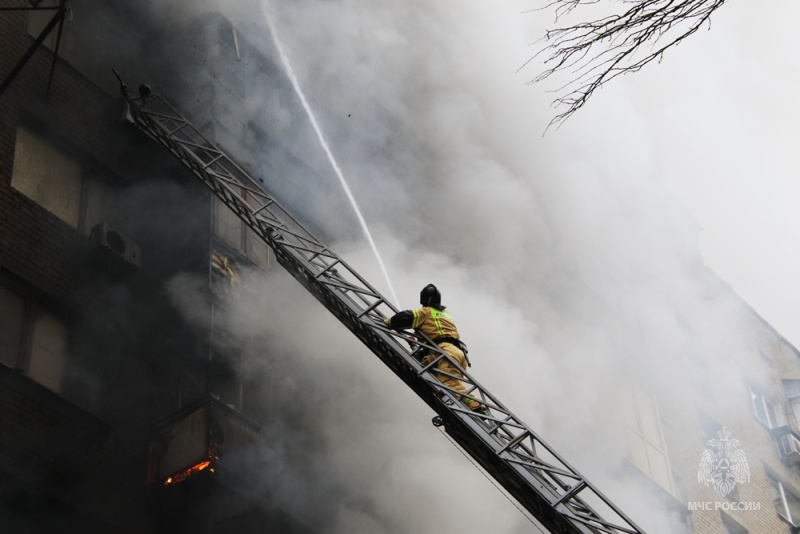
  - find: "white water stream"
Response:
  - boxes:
[264,7,400,308]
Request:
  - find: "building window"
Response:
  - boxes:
[11,124,117,233]
[624,386,675,494]
[216,24,246,99]
[12,124,82,227]
[246,227,269,268]
[0,284,26,369]
[783,380,800,429]
[749,384,784,429]
[213,196,270,269]
[721,511,748,533]
[28,310,69,393]
[766,473,800,527]
[684,348,715,401]
[82,174,116,235]
[213,197,244,249]
[0,282,69,394]
[209,324,243,411]
[697,410,722,443]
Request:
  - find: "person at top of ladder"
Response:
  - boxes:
[384,284,485,413]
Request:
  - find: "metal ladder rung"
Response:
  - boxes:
[167,121,190,136]
[552,481,587,507]
[357,298,384,319]
[202,154,224,169]
[497,430,531,455]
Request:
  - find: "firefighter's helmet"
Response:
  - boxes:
[420,284,441,307]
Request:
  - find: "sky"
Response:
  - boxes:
[148,1,800,532]
[580,0,800,350]
[257,0,800,349]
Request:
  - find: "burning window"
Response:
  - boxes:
[147,397,261,488]
[163,460,214,487]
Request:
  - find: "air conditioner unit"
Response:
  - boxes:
[89,222,141,276]
[778,431,800,466]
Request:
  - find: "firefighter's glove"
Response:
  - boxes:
[410,346,427,363]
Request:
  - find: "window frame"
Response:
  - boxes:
[749,383,784,429]
[212,194,270,270]
[0,280,71,394]
[767,471,800,527]
[624,386,676,495]
[720,511,748,534]
[12,122,119,234]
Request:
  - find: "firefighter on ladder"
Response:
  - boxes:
[384,284,485,413]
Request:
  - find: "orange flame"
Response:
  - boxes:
[162,460,212,486]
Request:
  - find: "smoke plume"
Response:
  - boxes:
[154,0,779,532]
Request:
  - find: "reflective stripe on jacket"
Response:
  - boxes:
[384,306,460,341]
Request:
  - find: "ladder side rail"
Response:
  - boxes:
[125,90,647,534]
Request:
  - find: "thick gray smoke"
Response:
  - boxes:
[156,1,780,533]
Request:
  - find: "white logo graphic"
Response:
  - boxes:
[698,427,750,496]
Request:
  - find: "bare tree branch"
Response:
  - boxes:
[528,0,727,128]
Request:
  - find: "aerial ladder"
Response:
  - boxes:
[116,75,647,534]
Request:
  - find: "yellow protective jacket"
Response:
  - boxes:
[384,305,478,409]
[384,306,460,341]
